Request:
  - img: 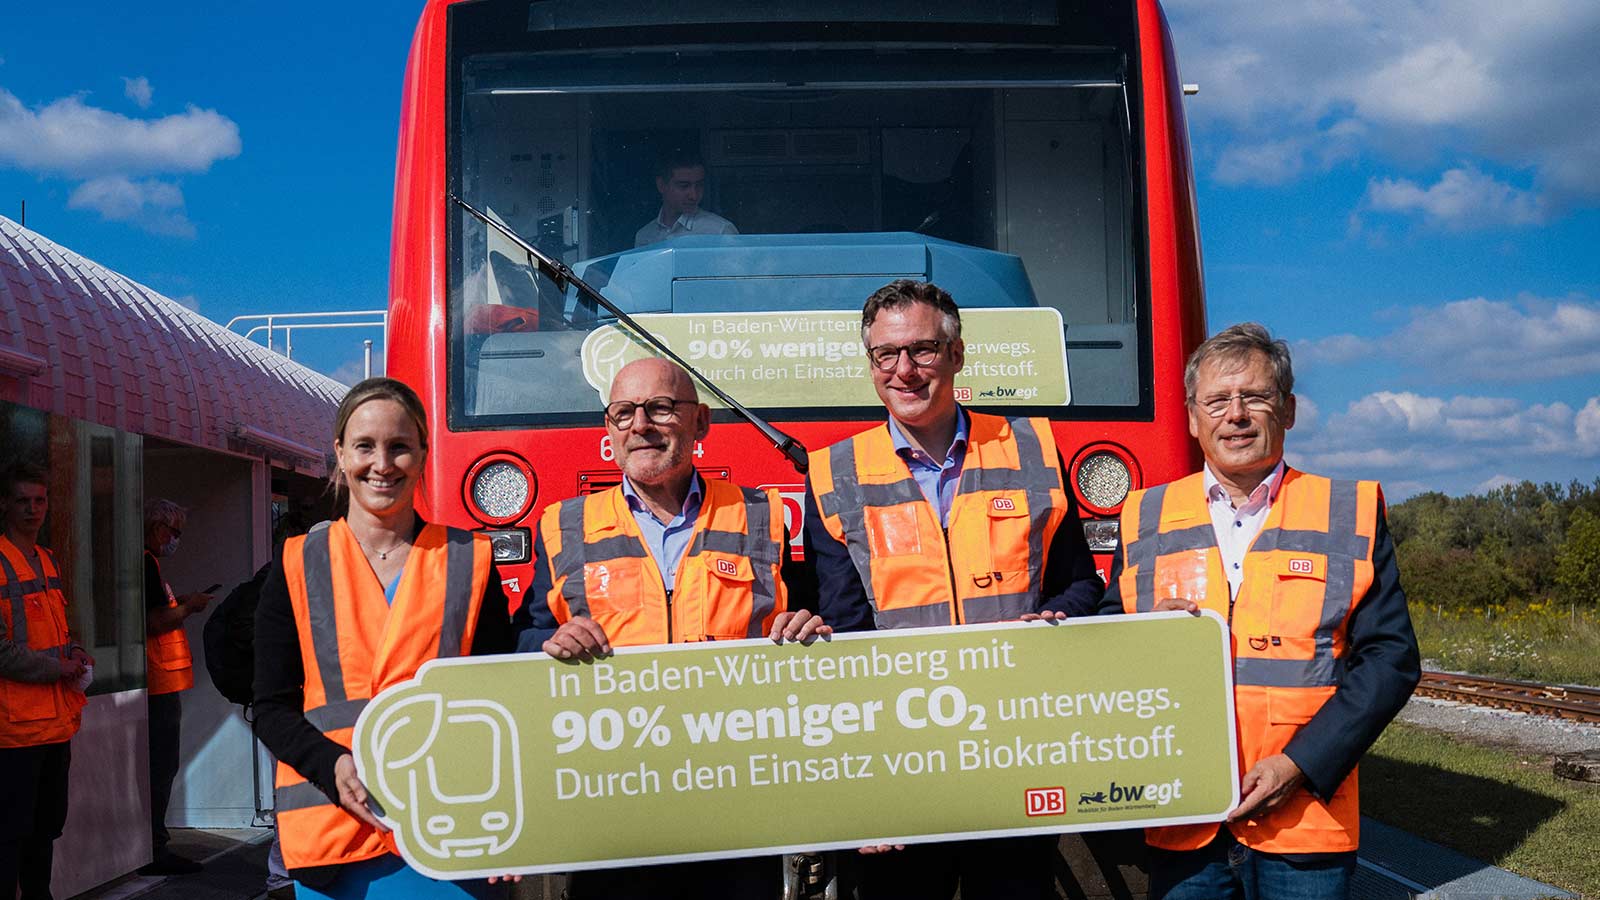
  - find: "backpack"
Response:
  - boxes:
[203,564,269,707]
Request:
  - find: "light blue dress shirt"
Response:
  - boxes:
[620,473,705,589]
[887,408,970,528]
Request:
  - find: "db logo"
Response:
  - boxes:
[1288,558,1315,575]
[992,497,1016,512]
[953,387,972,401]
[716,559,739,577]
[1025,787,1066,817]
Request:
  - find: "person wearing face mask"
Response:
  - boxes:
[514,357,820,899]
[252,377,516,898]
[142,497,213,876]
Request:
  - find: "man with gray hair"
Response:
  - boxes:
[141,498,214,876]
[1100,323,1420,899]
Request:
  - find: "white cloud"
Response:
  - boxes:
[1170,0,1600,208]
[67,176,196,238]
[1473,474,1519,494]
[0,87,239,179]
[122,76,153,109]
[1363,167,1547,229]
[1298,294,1600,383]
[170,294,200,312]
[0,85,239,236]
[1291,390,1600,490]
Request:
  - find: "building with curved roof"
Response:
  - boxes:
[1,215,349,895]
[1,215,344,475]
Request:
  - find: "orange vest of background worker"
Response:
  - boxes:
[807,412,1071,627]
[144,553,195,696]
[1114,469,1381,854]
[0,535,85,748]
[526,479,786,646]
[272,520,492,870]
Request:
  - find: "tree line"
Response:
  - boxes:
[1388,478,1600,609]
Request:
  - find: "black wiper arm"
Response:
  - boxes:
[451,194,809,475]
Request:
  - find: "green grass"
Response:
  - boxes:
[1363,721,1600,897]
[1412,602,1600,685]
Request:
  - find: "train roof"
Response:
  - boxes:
[0,216,345,477]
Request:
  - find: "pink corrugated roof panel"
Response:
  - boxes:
[0,216,348,477]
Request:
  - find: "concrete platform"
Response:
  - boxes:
[68,821,1574,900]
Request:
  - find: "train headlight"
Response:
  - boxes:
[464,454,536,525]
[1076,451,1131,511]
[485,528,531,565]
[1081,519,1121,553]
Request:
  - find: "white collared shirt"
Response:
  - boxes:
[634,209,739,248]
[1204,460,1286,598]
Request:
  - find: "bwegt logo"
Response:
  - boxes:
[1077,778,1184,806]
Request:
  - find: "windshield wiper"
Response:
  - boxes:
[452,194,809,475]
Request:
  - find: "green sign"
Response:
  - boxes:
[579,308,1071,409]
[353,613,1237,879]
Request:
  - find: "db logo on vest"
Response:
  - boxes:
[1288,558,1315,575]
[716,559,738,577]
[1025,786,1066,817]
[991,497,1016,512]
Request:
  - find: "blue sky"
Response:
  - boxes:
[3,1,1597,498]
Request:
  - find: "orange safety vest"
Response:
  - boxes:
[1116,468,1381,854]
[145,553,195,696]
[808,413,1070,628]
[539,479,787,646]
[273,519,491,871]
[1,535,85,748]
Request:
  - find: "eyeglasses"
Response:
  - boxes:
[866,340,945,372]
[605,397,697,427]
[1192,391,1280,418]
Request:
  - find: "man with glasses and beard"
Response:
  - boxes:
[515,356,821,899]
[802,279,1103,899]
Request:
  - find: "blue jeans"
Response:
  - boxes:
[1149,830,1355,900]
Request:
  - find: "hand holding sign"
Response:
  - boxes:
[354,614,1237,879]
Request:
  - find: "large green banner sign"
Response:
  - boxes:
[353,613,1237,879]
[579,308,1071,409]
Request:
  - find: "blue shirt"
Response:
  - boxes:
[621,473,705,589]
[887,408,969,528]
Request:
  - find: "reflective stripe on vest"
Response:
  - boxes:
[0,538,83,747]
[543,481,785,644]
[812,413,1068,627]
[1123,477,1367,688]
[145,553,194,695]
[274,520,487,870]
[1117,469,1378,854]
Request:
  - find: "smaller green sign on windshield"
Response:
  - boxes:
[580,309,1070,409]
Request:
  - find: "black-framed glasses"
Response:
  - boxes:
[866,339,945,372]
[605,397,697,427]
[1193,391,1280,418]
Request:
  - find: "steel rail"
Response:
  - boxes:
[1414,671,1600,724]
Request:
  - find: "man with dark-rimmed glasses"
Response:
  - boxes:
[513,356,821,899]
[801,279,1103,899]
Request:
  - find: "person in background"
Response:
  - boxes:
[1100,323,1420,899]
[803,279,1103,899]
[253,377,515,899]
[516,357,821,899]
[142,497,213,876]
[0,462,90,900]
[635,150,739,247]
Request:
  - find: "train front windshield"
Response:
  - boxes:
[450,45,1147,428]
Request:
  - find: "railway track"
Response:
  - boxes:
[1414,671,1600,724]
